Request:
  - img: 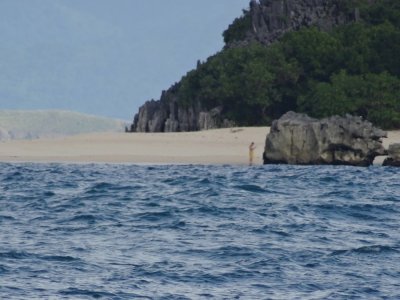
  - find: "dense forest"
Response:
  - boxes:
[176,0,400,129]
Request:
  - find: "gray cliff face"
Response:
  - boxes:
[263,111,387,166]
[132,101,234,132]
[130,87,234,132]
[382,144,400,167]
[232,0,360,47]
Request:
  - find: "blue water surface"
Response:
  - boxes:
[0,163,399,299]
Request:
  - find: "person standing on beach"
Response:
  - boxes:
[249,142,256,166]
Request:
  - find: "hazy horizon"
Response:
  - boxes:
[0,0,249,120]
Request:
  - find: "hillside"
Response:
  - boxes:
[0,110,125,141]
[129,0,400,131]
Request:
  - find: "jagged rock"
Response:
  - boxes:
[382,144,400,167]
[131,100,166,132]
[263,111,387,166]
[231,0,362,47]
[130,95,235,132]
[198,107,222,130]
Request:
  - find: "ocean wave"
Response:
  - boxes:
[330,245,399,256]
[0,163,399,298]
[58,288,118,298]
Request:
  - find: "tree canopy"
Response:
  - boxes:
[176,0,400,129]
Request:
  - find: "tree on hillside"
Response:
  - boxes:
[169,0,400,129]
[298,71,400,128]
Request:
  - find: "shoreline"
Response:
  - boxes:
[0,127,398,165]
[0,127,269,165]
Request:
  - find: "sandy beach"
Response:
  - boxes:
[0,127,398,165]
[0,127,269,165]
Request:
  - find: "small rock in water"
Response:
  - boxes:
[383,143,400,167]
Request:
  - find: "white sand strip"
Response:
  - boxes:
[0,127,398,165]
[0,127,269,165]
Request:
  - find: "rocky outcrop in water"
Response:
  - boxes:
[263,111,387,166]
[382,144,400,167]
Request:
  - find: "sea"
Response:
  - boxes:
[0,163,399,299]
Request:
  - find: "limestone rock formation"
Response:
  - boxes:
[130,100,234,132]
[229,0,362,47]
[129,85,235,132]
[382,144,400,167]
[129,0,369,133]
[263,111,387,166]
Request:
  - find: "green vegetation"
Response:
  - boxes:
[299,71,400,128]
[222,10,251,45]
[178,43,299,125]
[176,0,400,129]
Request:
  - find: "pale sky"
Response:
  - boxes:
[0,0,249,120]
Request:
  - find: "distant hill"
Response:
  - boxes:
[0,110,126,141]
